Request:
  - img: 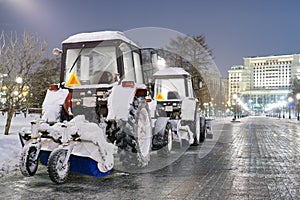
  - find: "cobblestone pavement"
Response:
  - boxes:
[185,117,300,200]
[2,117,300,200]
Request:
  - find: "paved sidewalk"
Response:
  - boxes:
[185,117,300,199]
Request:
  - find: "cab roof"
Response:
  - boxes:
[62,31,139,47]
[153,67,190,78]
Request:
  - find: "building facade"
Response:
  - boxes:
[228,65,249,105]
[228,54,300,114]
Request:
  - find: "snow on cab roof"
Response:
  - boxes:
[62,31,139,47]
[153,67,190,77]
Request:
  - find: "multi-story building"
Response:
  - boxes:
[228,54,300,113]
[228,65,249,105]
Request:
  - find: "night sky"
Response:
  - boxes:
[1,0,300,77]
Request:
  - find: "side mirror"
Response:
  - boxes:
[198,78,203,89]
[147,79,154,98]
[52,48,62,56]
[151,50,158,68]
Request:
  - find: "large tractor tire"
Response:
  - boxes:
[157,123,173,157]
[47,149,70,184]
[200,117,206,143]
[191,108,201,146]
[119,97,152,168]
[19,144,39,176]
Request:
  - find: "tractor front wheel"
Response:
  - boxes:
[157,123,173,156]
[19,144,39,176]
[47,149,70,184]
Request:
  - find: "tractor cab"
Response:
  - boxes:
[58,31,144,122]
[153,67,194,119]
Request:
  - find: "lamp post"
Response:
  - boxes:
[0,74,7,92]
[233,94,238,119]
[248,99,253,111]
[14,76,23,113]
[279,96,285,119]
[288,97,293,119]
[0,74,8,107]
[203,103,209,117]
[209,101,213,117]
[14,76,23,97]
[296,93,300,120]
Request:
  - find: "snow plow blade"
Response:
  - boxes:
[39,151,111,178]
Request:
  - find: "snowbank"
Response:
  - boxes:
[0,114,40,177]
[0,134,21,176]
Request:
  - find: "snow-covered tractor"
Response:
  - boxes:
[18,31,207,184]
[150,67,206,155]
[19,31,157,183]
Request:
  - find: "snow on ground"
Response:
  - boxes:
[0,113,41,177]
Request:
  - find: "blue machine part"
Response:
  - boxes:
[39,150,111,178]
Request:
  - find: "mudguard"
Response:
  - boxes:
[152,117,169,149]
[154,117,169,135]
[181,97,197,121]
[106,84,135,121]
[148,99,157,119]
[42,88,69,123]
[107,82,147,121]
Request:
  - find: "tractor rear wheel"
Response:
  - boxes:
[191,108,201,146]
[119,97,152,168]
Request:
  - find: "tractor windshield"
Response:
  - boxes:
[154,78,187,101]
[64,45,118,85]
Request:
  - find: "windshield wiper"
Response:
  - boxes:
[69,44,85,73]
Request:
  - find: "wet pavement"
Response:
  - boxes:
[2,117,300,199]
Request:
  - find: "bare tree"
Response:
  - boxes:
[28,57,60,108]
[165,35,215,109]
[291,77,300,96]
[0,31,47,135]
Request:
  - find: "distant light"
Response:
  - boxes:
[13,91,19,96]
[16,77,23,84]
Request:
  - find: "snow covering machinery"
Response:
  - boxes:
[19,31,156,183]
[18,31,207,184]
[150,67,206,152]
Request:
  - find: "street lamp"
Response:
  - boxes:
[209,101,213,117]
[296,93,300,120]
[288,97,294,119]
[203,103,209,117]
[13,91,19,96]
[248,99,253,111]
[16,77,23,84]
[0,73,8,92]
[279,96,285,118]
[0,74,8,106]
[233,94,238,119]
